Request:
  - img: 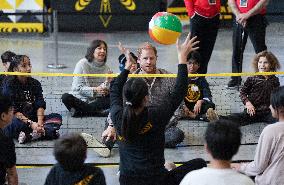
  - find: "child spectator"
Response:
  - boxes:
[231,86,284,185]
[2,55,62,143]
[61,40,112,117]
[180,120,254,185]
[44,133,106,185]
[177,51,218,122]
[0,95,18,185]
[222,51,280,125]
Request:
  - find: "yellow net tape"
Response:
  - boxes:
[1,71,284,78]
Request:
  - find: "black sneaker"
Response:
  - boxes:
[227,78,242,88]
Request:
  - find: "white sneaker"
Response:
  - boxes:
[81,133,111,158]
[18,131,26,144]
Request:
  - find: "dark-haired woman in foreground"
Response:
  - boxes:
[110,34,206,185]
[2,55,62,143]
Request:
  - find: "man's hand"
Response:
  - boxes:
[245,101,256,116]
[102,126,117,142]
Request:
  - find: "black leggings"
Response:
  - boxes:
[61,93,110,116]
[119,158,207,185]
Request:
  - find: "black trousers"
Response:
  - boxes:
[190,14,220,74]
[61,93,110,116]
[231,14,268,80]
[221,110,276,126]
[119,158,207,185]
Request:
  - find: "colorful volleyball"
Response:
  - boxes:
[149,12,182,45]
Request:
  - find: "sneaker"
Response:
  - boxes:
[18,131,26,144]
[81,133,111,158]
[206,108,219,122]
[227,78,242,88]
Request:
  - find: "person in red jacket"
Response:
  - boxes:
[227,0,269,88]
[184,0,221,74]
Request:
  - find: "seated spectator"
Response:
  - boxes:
[44,133,106,185]
[0,95,18,185]
[2,55,62,143]
[231,86,284,185]
[0,51,16,87]
[176,51,218,122]
[61,40,112,117]
[180,120,254,185]
[221,51,280,126]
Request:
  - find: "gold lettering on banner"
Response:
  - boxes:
[99,0,112,28]
[120,0,136,11]
[74,0,137,28]
[75,0,92,11]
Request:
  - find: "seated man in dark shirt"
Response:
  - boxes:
[44,133,106,185]
[0,95,18,185]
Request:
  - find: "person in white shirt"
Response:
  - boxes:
[180,120,254,185]
[231,86,284,185]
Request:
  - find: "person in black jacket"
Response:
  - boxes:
[2,55,62,143]
[110,34,206,185]
[44,133,106,185]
